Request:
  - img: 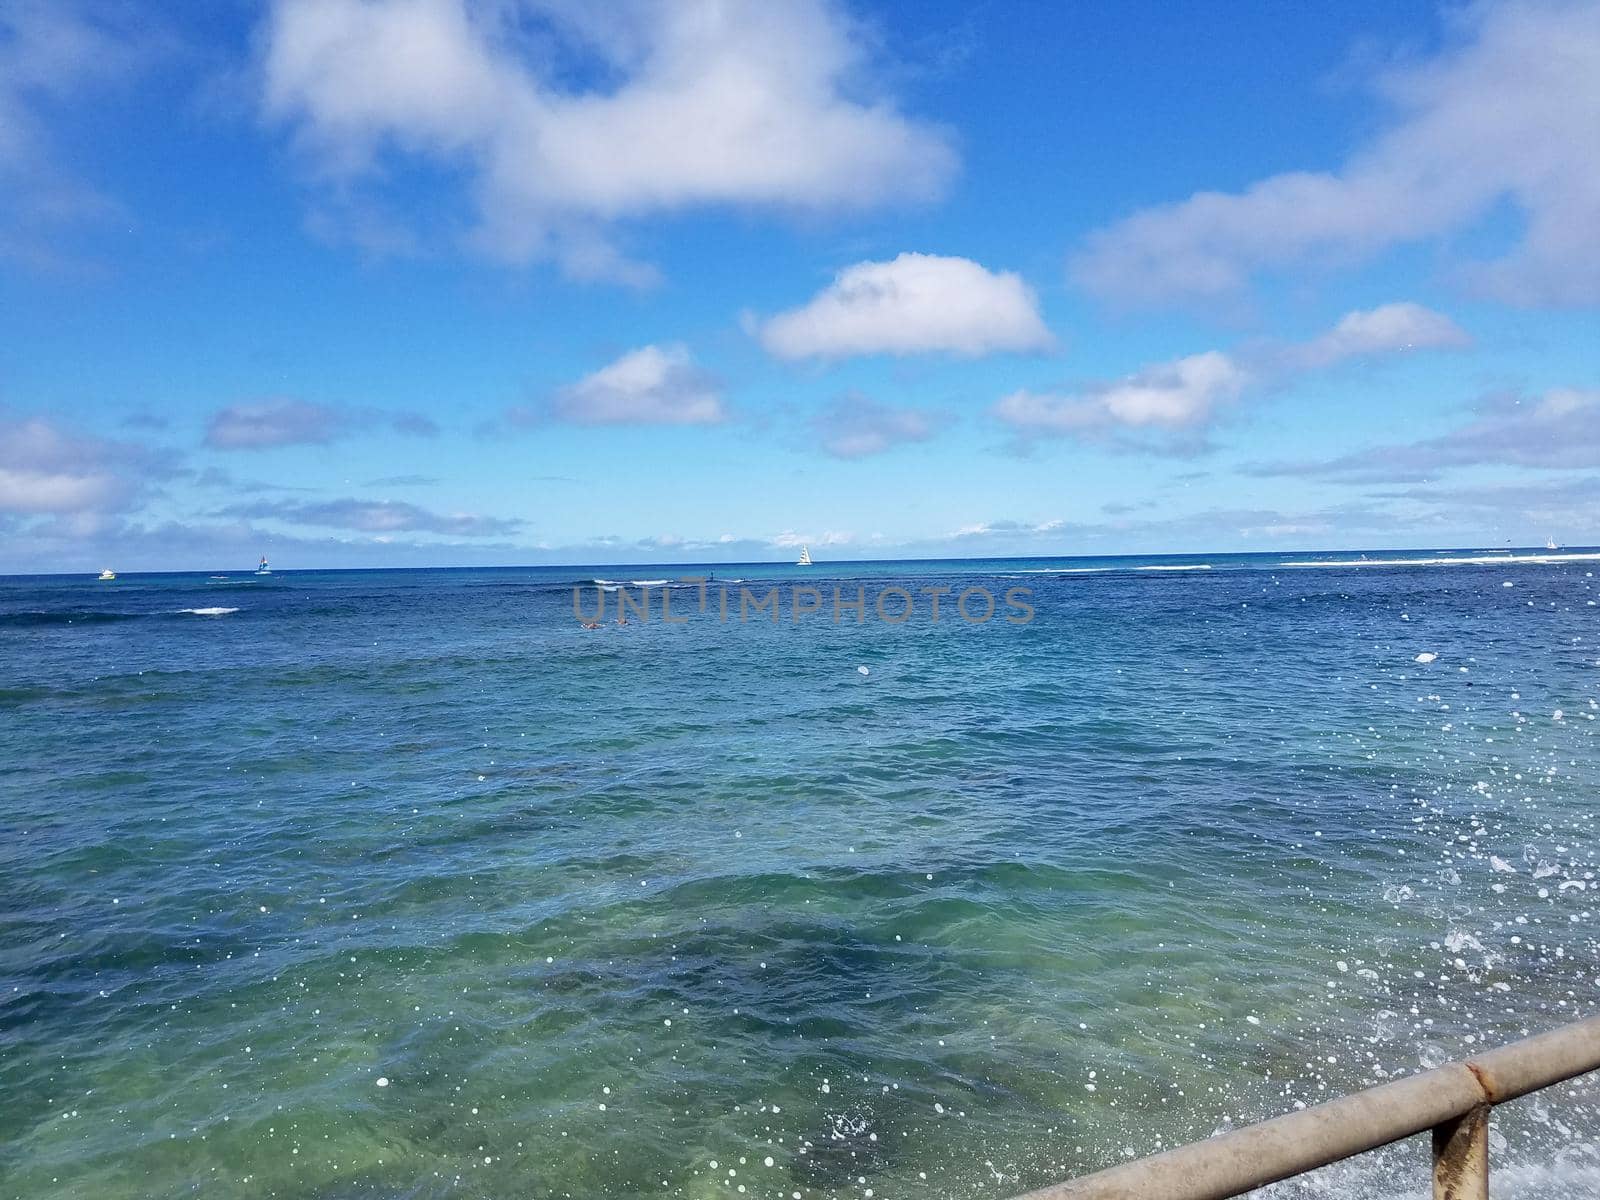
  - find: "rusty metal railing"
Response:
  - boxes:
[1010,1014,1600,1200]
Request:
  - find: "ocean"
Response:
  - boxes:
[2,550,1597,1198]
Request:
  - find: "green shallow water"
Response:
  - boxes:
[1,556,1597,1198]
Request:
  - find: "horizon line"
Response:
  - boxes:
[5,542,1595,580]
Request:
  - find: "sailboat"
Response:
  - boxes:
[97,568,116,581]
[796,545,813,566]
[1546,535,1559,551]
[255,556,272,576]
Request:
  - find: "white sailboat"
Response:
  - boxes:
[1546,535,1559,551]
[97,568,116,581]
[796,545,813,566]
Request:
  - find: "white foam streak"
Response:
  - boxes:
[1281,552,1600,569]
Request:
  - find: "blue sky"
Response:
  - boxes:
[1,0,1597,571]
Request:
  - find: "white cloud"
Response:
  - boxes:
[995,350,1250,439]
[1287,302,1470,369]
[0,414,173,515]
[1072,1,1600,307]
[0,465,122,514]
[949,518,1063,540]
[756,253,1054,360]
[813,394,944,457]
[551,344,724,426]
[993,301,1465,448]
[261,0,955,279]
[771,529,854,548]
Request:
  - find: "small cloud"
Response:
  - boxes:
[1285,303,1470,370]
[191,466,305,494]
[993,351,1249,447]
[204,398,438,449]
[120,412,169,431]
[362,474,439,488]
[1240,520,1333,538]
[636,533,685,549]
[218,497,521,537]
[205,399,344,449]
[549,344,724,426]
[389,412,440,438]
[755,252,1054,360]
[948,517,1065,540]
[813,394,946,458]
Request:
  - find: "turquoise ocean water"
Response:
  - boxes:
[2,549,1598,1198]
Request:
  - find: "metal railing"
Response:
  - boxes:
[1010,1014,1600,1200]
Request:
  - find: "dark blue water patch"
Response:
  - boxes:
[0,609,149,627]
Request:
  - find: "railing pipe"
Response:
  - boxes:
[1431,1105,1487,1200]
[1009,1014,1600,1200]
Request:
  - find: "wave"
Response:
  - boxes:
[1280,551,1600,569]
[1014,564,1215,575]
[589,578,706,590]
[175,607,239,616]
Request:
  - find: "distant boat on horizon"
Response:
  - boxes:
[97,568,116,581]
[1547,535,1559,551]
[796,545,813,566]
[255,556,272,575]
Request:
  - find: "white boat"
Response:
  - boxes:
[97,568,116,581]
[796,545,813,566]
[1546,535,1559,551]
[255,556,272,575]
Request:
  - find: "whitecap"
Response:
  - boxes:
[177,607,240,616]
[1280,551,1600,569]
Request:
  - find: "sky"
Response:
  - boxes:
[1,0,1598,572]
